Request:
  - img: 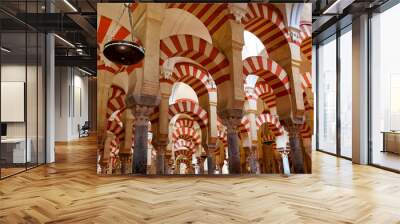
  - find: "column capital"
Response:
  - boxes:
[126,93,160,126]
[283,117,304,137]
[227,3,247,23]
[133,104,155,126]
[125,93,160,109]
[220,109,243,134]
[203,143,218,154]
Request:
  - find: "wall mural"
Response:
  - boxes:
[97,3,313,175]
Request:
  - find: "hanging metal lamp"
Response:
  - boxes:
[103,4,144,65]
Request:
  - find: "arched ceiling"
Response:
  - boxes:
[160,8,212,43]
[169,82,199,105]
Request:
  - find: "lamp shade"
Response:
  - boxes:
[103,40,144,65]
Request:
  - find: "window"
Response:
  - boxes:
[317,36,337,154]
[339,28,352,158]
[370,3,400,171]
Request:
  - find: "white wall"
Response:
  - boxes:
[55,67,89,141]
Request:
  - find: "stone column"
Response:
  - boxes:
[126,94,159,174]
[278,149,291,175]
[206,145,217,175]
[165,152,172,174]
[132,105,154,174]
[156,87,170,174]
[121,110,134,174]
[155,137,167,175]
[285,119,305,173]
[101,131,114,173]
[221,109,242,174]
[249,146,259,174]
[198,155,206,174]
[175,163,181,175]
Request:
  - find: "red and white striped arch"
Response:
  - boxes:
[175,149,193,159]
[161,62,216,98]
[303,92,313,111]
[172,127,201,145]
[301,72,313,111]
[300,22,312,61]
[243,56,290,98]
[175,118,196,129]
[160,34,230,85]
[97,15,143,75]
[174,139,196,152]
[109,138,120,169]
[256,113,284,136]
[254,81,277,108]
[167,3,233,35]
[169,100,208,129]
[106,110,124,141]
[176,157,191,166]
[239,116,251,135]
[243,4,290,55]
[300,72,312,90]
[106,85,126,119]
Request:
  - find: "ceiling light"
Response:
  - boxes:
[1,47,11,53]
[102,3,145,65]
[54,34,75,48]
[323,0,355,15]
[78,67,94,76]
[63,0,78,12]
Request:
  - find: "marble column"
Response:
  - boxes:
[221,110,242,174]
[249,146,259,174]
[279,150,291,175]
[119,153,131,175]
[285,119,305,173]
[126,94,160,174]
[132,105,154,174]
[165,152,172,174]
[207,148,216,175]
[198,155,206,174]
[102,131,114,173]
[155,139,167,175]
[121,111,134,174]
[156,91,170,175]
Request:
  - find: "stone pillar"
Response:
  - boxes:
[121,110,134,174]
[126,94,159,174]
[198,155,206,174]
[221,109,242,174]
[207,148,216,175]
[155,146,165,175]
[249,146,259,174]
[119,153,131,174]
[165,152,172,174]
[278,149,291,175]
[175,163,181,174]
[285,119,305,173]
[101,131,115,172]
[132,105,152,174]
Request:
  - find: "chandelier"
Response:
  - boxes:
[103,3,144,65]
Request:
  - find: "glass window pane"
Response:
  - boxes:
[1,30,28,177]
[318,36,337,154]
[340,28,352,158]
[371,3,400,171]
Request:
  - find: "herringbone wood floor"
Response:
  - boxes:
[1,136,400,224]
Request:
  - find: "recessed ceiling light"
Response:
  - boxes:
[63,0,78,12]
[78,67,93,76]
[1,47,11,53]
[54,34,75,48]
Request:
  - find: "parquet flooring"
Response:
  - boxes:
[1,135,400,224]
